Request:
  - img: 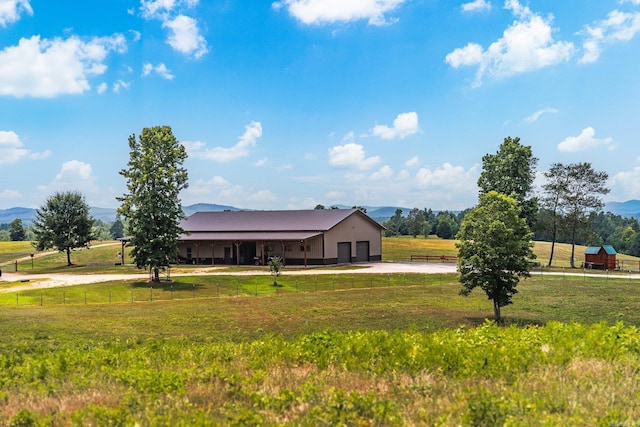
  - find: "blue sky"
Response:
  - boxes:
[1,0,640,212]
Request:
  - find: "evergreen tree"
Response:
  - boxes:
[9,218,26,241]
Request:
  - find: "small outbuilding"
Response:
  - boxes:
[584,245,617,270]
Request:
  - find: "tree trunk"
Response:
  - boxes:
[570,224,577,268]
[548,220,557,267]
[493,299,501,323]
[153,267,160,283]
[66,248,72,266]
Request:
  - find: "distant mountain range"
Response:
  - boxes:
[604,200,640,219]
[2,200,639,225]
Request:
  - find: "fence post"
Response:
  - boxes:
[150,286,153,302]
[170,285,173,300]
[40,292,42,306]
[193,284,196,299]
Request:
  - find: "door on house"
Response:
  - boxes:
[337,242,351,264]
[356,241,370,262]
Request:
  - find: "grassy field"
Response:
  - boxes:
[2,238,640,425]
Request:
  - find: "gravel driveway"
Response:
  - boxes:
[0,261,458,293]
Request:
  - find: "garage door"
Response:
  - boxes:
[356,241,370,262]
[337,242,351,264]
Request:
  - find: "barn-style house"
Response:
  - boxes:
[177,209,384,267]
[584,245,618,270]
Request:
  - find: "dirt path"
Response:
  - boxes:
[0,262,458,293]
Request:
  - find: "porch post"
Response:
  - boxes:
[260,241,265,266]
[210,242,216,266]
[303,239,307,268]
[234,241,241,266]
[281,241,286,265]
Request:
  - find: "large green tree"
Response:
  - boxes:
[477,137,538,228]
[32,191,95,266]
[9,218,26,241]
[457,191,535,322]
[117,126,189,282]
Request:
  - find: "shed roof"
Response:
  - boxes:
[585,245,617,255]
[180,209,383,233]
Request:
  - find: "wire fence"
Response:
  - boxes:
[4,265,640,308]
[4,273,458,307]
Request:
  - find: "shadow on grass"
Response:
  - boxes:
[129,281,206,291]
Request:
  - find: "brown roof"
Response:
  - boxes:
[180,231,322,241]
[180,208,382,233]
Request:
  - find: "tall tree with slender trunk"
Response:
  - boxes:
[563,163,609,268]
[32,191,95,266]
[117,126,189,282]
[540,163,570,267]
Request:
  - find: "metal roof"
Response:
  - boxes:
[180,208,383,233]
[180,231,322,241]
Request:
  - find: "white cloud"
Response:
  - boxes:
[163,15,208,58]
[184,176,230,197]
[272,0,406,26]
[0,34,127,98]
[461,0,491,13]
[140,0,208,59]
[397,169,410,180]
[140,0,199,19]
[370,165,393,180]
[38,160,98,195]
[0,0,32,27]
[610,158,640,201]
[579,9,640,64]
[142,62,175,80]
[557,127,614,152]
[524,107,559,123]
[412,163,480,208]
[0,130,27,163]
[0,130,50,163]
[96,82,108,94]
[0,189,22,200]
[328,142,380,170]
[371,112,420,140]
[445,0,574,86]
[254,157,270,167]
[248,190,277,202]
[113,79,131,93]
[405,156,419,168]
[29,149,51,160]
[188,121,263,162]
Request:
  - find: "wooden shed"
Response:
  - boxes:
[584,245,617,270]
